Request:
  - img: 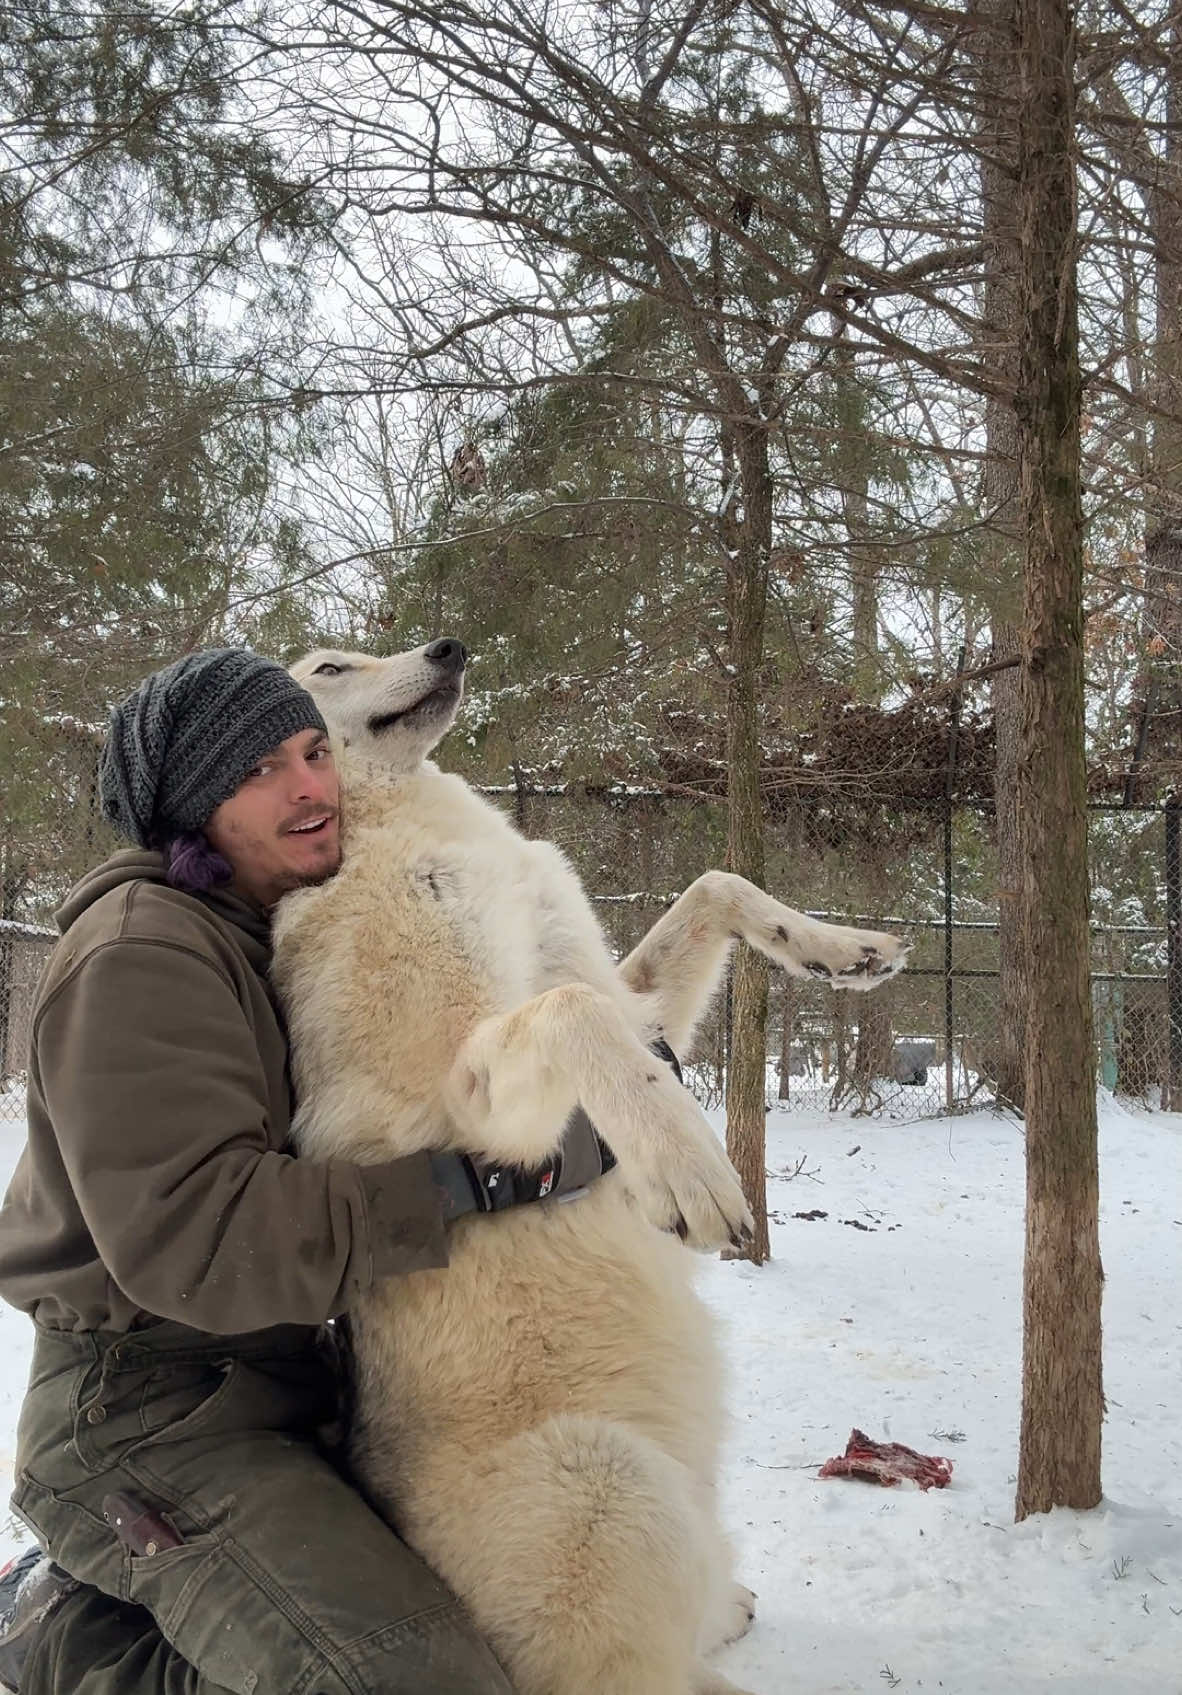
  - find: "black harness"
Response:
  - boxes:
[431,1037,682,1221]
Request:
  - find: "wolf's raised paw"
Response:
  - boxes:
[837,946,892,978]
[802,930,909,990]
[806,947,892,980]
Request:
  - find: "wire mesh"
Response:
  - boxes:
[1,730,1176,1124]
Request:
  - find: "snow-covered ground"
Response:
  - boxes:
[1,1096,1178,1693]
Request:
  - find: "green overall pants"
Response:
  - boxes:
[11,1319,515,1695]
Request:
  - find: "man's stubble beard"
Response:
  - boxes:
[269,857,342,903]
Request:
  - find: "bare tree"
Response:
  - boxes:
[267,0,997,1254]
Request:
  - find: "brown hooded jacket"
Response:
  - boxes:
[0,851,447,1333]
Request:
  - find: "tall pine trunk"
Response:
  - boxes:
[1012,0,1103,1519]
[724,420,772,1265]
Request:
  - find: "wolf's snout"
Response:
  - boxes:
[425,638,467,675]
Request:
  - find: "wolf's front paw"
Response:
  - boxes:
[720,1583,757,1644]
[628,1092,753,1253]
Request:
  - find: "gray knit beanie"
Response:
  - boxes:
[99,648,328,847]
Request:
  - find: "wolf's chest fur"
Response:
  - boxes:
[337,765,570,1011]
[271,758,621,1160]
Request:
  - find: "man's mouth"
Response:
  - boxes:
[286,814,335,837]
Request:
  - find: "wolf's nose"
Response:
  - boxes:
[425,638,468,674]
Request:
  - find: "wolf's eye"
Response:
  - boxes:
[313,662,344,676]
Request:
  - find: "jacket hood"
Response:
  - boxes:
[55,849,273,956]
[55,851,167,933]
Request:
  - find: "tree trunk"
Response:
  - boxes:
[834,317,878,699]
[831,995,850,1104]
[715,967,731,1111]
[977,0,1027,1114]
[1012,0,1103,1520]
[1138,18,1182,808]
[777,976,794,1101]
[0,849,29,1085]
[852,993,893,1111]
[1138,31,1182,1108]
[724,421,772,1265]
[832,303,892,1112]
[993,623,1026,1114]
[0,862,14,1086]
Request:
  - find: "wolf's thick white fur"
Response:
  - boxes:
[272,642,907,1695]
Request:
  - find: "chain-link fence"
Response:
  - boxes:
[2,744,1178,1126]
[581,799,1177,1125]
[1,919,55,1114]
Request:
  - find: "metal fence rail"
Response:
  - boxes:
[3,747,1176,1127]
[5,904,1170,1125]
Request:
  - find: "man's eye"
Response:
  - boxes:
[308,746,332,762]
[313,662,343,676]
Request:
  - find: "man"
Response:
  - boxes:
[0,648,527,1694]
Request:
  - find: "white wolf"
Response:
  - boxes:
[272,638,907,1695]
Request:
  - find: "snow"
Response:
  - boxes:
[703,1098,1181,1693]
[1,1098,1179,1691]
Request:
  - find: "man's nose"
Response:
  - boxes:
[288,760,337,808]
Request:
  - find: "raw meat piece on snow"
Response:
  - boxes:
[819,1428,953,1491]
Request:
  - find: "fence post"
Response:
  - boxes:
[944,647,967,1111]
[1165,800,1182,1111]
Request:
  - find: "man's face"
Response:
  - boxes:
[204,728,341,909]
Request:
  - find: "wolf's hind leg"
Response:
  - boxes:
[418,1415,727,1695]
[619,870,908,1053]
[617,880,737,1055]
